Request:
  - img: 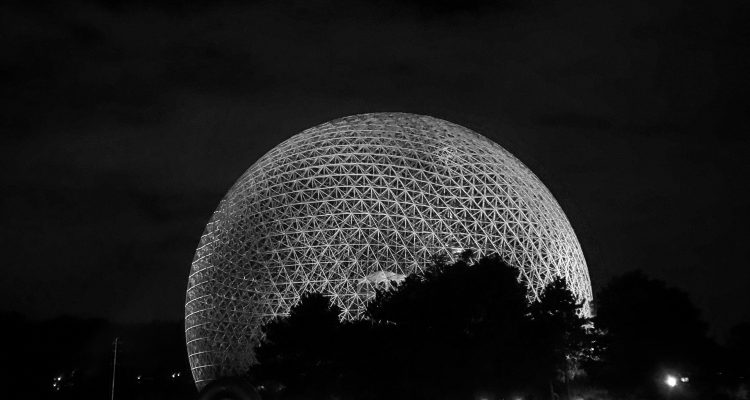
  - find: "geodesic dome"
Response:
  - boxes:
[185,113,592,388]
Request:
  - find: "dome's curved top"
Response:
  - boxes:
[185,112,592,388]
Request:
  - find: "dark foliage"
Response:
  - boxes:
[529,277,596,383]
[590,270,716,397]
[726,322,750,376]
[253,254,593,400]
[252,294,346,398]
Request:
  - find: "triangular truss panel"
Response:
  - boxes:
[185,113,592,388]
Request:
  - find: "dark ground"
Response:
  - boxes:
[1,313,195,399]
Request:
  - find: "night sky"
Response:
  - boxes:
[2,0,748,338]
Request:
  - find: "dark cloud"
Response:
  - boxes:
[1,0,748,336]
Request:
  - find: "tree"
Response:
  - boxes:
[726,322,750,377]
[365,253,535,398]
[529,277,596,397]
[591,270,713,396]
[253,294,346,399]
[253,254,594,400]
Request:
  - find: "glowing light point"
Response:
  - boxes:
[665,375,678,388]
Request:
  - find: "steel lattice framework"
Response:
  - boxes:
[185,113,592,388]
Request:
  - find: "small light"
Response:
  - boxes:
[680,376,689,383]
[665,375,678,388]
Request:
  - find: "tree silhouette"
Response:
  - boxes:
[364,253,535,398]
[725,322,750,379]
[591,270,713,396]
[529,277,596,397]
[253,254,594,400]
[253,293,346,399]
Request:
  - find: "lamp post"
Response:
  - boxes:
[111,337,119,400]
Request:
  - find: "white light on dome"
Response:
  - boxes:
[184,113,593,388]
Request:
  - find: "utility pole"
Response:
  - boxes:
[111,337,119,400]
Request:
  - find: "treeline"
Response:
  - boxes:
[4,254,750,400]
[249,254,750,400]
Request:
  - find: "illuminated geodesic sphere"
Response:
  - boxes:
[185,113,592,388]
